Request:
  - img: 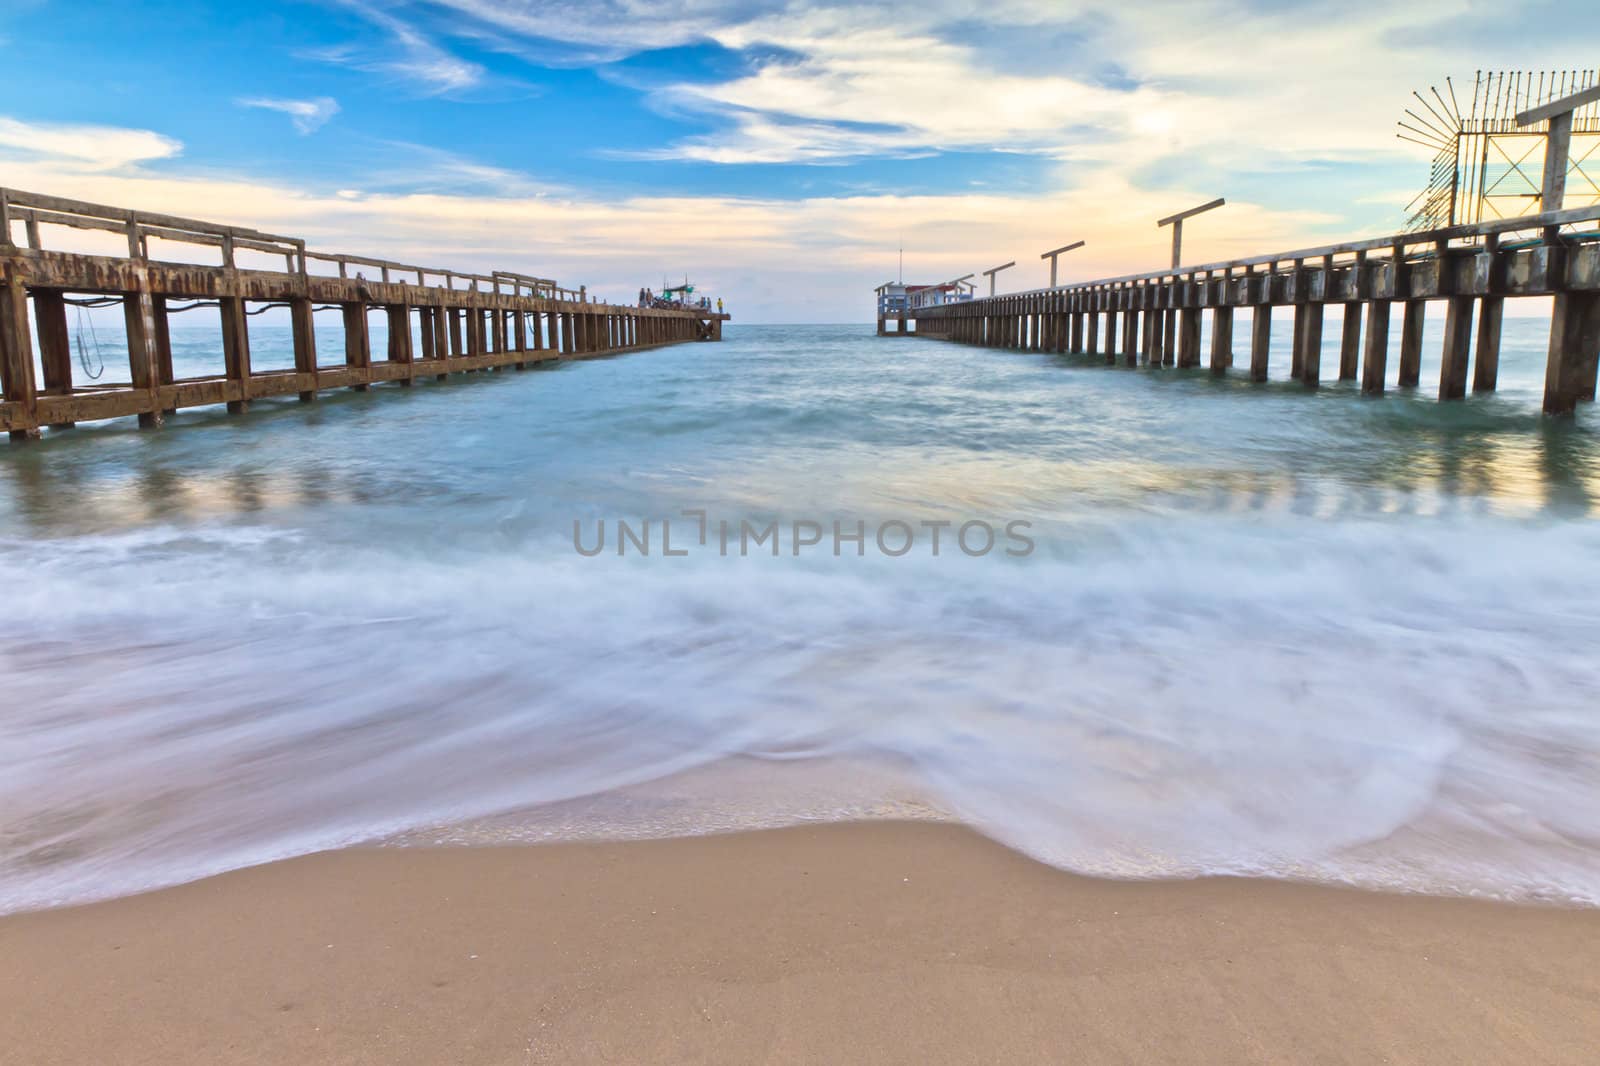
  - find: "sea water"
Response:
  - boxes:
[3,318,1600,913]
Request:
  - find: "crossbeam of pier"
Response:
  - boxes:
[903,205,1600,416]
[0,188,728,439]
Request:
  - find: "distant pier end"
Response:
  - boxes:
[875,276,975,335]
[0,187,728,440]
[889,75,1600,417]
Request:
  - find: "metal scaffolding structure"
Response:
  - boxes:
[1401,69,1600,231]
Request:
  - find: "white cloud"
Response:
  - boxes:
[310,1,484,95]
[401,0,1599,177]
[0,115,1343,322]
[0,117,181,172]
[237,96,341,135]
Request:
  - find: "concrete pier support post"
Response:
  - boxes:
[341,302,369,395]
[1,278,40,439]
[1177,307,1201,368]
[1250,305,1272,382]
[1087,310,1099,358]
[126,288,162,428]
[1162,307,1177,367]
[1141,304,1157,365]
[1439,295,1475,400]
[1398,299,1426,387]
[1209,305,1234,374]
[448,309,465,358]
[434,307,450,379]
[1071,309,1084,354]
[1474,296,1503,393]
[1339,302,1363,381]
[1543,292,1600,416]
[388,305,415,381]
[418,307,435,360]
[1123,308,1139,367]
[152,296,176,416]
[1362,301,1392,395]
[289,294,316,403]
[1297,302,1324,387]
[33,289,74,427]
[221,295,252,414]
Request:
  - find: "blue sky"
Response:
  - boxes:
[1,0,1596,320]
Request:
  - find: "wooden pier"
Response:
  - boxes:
[0,188,727,440]
[903,205,1600,416]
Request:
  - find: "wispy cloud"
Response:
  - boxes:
[0,112,1348,322]
[237,96,341,134]
[0,116,181,172]
[308,1,484,95]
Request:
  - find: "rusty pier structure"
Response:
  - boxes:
[0,188,727,440]
[900,81,1600,417]
[908,205,1600,415]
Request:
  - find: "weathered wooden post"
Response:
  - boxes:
[1040,241,1085,289]
[982,262,1015,299]
[1158,198,1225,269]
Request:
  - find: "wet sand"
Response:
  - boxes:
[2,821,1597,1065]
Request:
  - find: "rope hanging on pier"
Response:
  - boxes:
[62,296,122,309]
[165,300,221,313]
[244,302,291,316]
[71,302,105,381]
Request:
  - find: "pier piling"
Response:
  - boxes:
[0,187,725,439]
[900,205,1600,418]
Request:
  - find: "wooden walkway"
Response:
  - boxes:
[0,188,727,439]
[902,206,1600,416]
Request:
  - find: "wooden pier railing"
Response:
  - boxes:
[0,187,728,439]
[902,206,1600,416]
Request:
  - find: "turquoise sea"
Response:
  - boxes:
[3,316,1600,912]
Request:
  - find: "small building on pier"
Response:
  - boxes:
[876,279,975,334]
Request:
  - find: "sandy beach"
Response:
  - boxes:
[3,821,1597,1065]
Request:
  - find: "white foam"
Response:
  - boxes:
[4,511,1600,912]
